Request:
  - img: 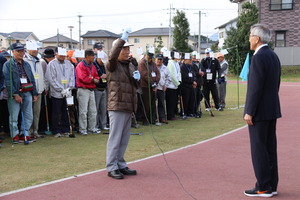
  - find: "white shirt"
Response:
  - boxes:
[254,44,268,55]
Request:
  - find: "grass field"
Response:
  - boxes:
[0,67,299,194]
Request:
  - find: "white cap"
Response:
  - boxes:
[205,48,212,54]
[112,39,133,48]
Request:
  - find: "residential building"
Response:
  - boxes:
[128,27,172,59]
[41,34,78,50]
[81,29,119,53]
[0,32,39,49]
[215,17,238,49]
[189,36,215,55]
[230,0,300,65]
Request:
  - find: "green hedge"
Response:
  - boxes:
[281,66,300,75]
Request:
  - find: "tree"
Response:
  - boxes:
[173,10,193,53]
[154,36,164,54]
[223,2,258,74]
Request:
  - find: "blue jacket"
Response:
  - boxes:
[3,58,38,97]
[0,54,6,91]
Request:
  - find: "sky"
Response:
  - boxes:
[0,0,238,41]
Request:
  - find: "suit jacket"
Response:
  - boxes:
[244,46,282,122]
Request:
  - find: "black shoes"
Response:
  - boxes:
[108,167,137,179]
[244,187,273,198]
[108,169,124,179]
[119,167,137,175]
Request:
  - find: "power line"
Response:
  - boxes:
[0,8,236,21]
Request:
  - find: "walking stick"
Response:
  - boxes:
[44,94,52,135]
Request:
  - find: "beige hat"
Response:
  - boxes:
[112,39,133,48]
[217,52,224,58]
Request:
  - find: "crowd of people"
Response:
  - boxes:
[0,39,229,144]
[0,25,282,197]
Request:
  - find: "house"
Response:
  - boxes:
[215,17,238,49]
[230,0,300,66]
[128,27,173,58]
[0,32,39,49]
[41,34,78,50]
[81,29,120,52]
[188,36,215,54]
[80,27,212,59]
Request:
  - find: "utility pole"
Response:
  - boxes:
[168,4,174,50]
[194,11,205,54]
[78,15,82,49]
[57,28,59,47]
[68,26,74,49]
[198,11,201,54]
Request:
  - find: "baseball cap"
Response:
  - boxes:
[0,51,11,57]
[216,52,224,58]
[112,39,134,48]
[205,48,212,54]
[147,52,154,58]
[156,54,164,59]
[12,42,25,50]
[43,48,55,58]
[93,42,103,49]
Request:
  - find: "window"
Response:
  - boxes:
[270,0,293,10]
[275,31,286,47]
[219,32,224,39]
[88,40,95,45]
[134,38,140,43]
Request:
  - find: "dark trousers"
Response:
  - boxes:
[0,99,10,134]
[38,94,52,132]
[248,119,278,191]
[165,88,178,120]
[194,87,203,113]
[203,82,220,109]
[51,97,70,134]
[156,89,166,120]
[181,86,195,115]
[141,87,156,124]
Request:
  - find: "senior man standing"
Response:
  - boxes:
[244,24,281,198]
[3,42,38,143]
[105,29,140,179]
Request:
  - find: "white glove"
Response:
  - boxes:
[66,88,72,98]
[61,89,67,97]
[133,70,140,81]
[121,28,132,41]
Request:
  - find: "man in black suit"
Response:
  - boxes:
[244,24,281,198]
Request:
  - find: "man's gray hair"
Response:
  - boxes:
[250,24,272,44]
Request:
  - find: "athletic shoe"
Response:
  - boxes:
[244,188,273,198]
[88,128,101,134]
[33,132,44,138]
[272,191,278,196]
[102,127,110,131]
[217,107,223,111]
[79,130,88,135]
[54,133,62,138]
[205,108,211,111]
[13,135,20,144]
[19,135,36,143]
[62,132,70,137]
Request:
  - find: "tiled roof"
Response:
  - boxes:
[81,30,120,38]
[130,28,173,36]
[41,34,78,43]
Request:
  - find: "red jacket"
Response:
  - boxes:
[76,60,100,89]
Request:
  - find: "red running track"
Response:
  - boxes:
[1,82,299,200]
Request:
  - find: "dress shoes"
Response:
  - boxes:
[108,169,124,179]
[119,167,137,175]
[160,119,168,124]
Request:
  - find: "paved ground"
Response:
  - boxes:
[1,82,299,200]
